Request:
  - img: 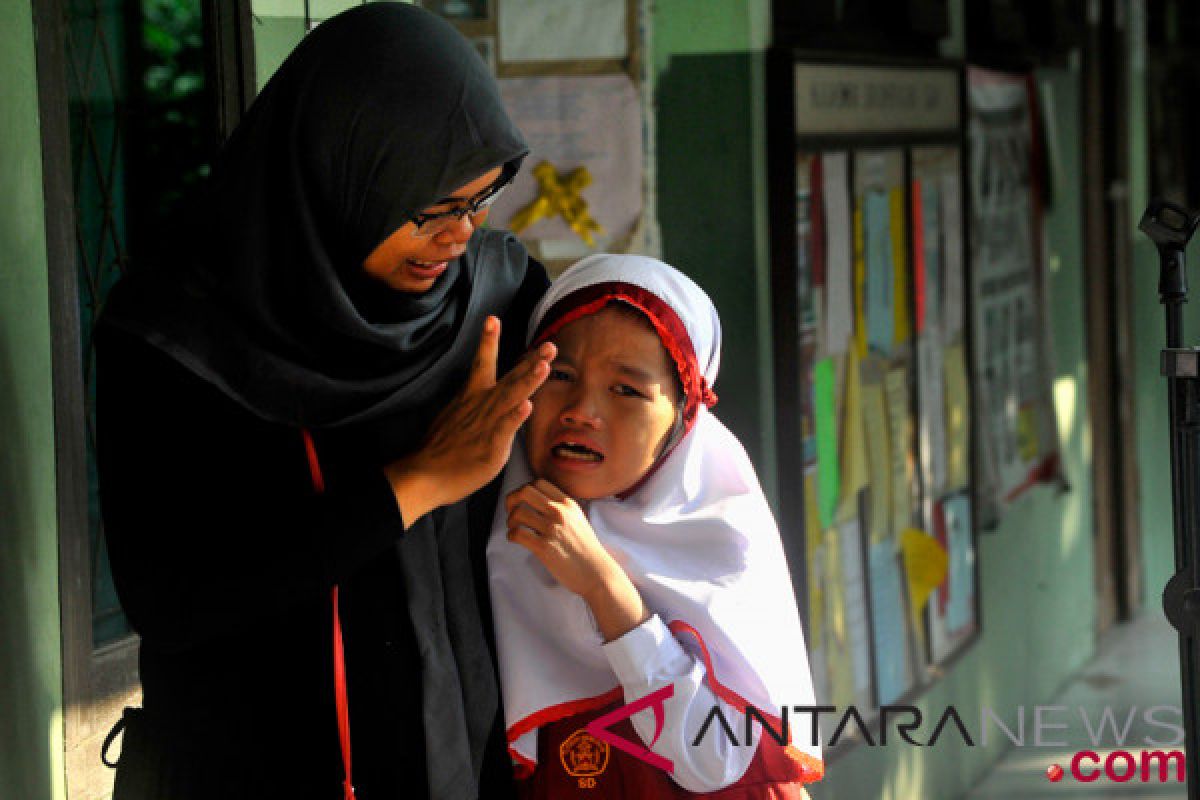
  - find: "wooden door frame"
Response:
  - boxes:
[1082,0,1142,636]
[31,1,255,796]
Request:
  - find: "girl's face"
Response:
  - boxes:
[526,306,681,500]
[361,166,503,293]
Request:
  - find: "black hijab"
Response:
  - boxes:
[99,5,543,798]
[100,1,532,430]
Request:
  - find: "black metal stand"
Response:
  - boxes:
[1139,198,1200,797]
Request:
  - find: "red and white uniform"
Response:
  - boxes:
[487,254,824,797]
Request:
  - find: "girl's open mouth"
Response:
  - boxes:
[551,441,604,463]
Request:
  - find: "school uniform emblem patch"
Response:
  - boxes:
[560,728,610,781]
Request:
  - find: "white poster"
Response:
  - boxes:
[822,152,854,355]
[966,67,1062,521]
[490,75,643,255]
[498,0,627,62]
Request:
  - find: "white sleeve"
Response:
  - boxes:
[600,614,757,792]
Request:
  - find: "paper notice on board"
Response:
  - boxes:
[862,381,891,543]
[918,331,948,497]
[940,172,964,339]
[837,345,868,521]
[921,181,943,332]
[823,153,854,354]
[823,527,856,710]
[868,541,912,706]
[865,191,894,355]
[942,493,975,634]
[797,158,817,334]
[912,181,928,334]
[889,188,910,345]
[944,343,971,489]
[838,518,872,698]
[491,75,642,250]
[803,469,823,645]
[884,367,912,537]
[498,0,627,62]
[814,358,840,529]
[854,206,867,358]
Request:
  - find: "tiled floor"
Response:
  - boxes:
[965,611,1186,799]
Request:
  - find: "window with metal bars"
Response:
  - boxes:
[66,0,219,648]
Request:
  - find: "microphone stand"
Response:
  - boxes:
[1139,198,1200,797]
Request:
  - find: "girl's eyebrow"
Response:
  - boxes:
[612,361,655,383]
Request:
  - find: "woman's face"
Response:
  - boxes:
[525,306,681,500]
[362,166,503,293]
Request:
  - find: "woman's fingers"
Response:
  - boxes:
[387,339,557,517]
[493,398,533,449]
[492,342,555,412]
[466,316,501,394]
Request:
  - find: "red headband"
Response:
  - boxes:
[531,281,717,437]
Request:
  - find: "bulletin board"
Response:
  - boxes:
[422,0,658,274]
[766,54,982,735]
[966,66,1064,525]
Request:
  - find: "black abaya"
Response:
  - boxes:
[98,246,545,800]
[94,3,549,798]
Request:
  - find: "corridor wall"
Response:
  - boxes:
[0,2,67,799]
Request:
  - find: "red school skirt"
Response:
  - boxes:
[513,699,823,800]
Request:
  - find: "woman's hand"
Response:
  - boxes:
[384,316,554,527]
[505,479,649,641]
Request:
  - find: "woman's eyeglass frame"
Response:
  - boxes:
[410,170,514,238]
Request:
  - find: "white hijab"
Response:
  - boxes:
[487,254,821,776]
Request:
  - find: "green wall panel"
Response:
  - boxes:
[656,52,772,477]
[0,1,66,799]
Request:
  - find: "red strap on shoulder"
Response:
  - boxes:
[301,429,356,800]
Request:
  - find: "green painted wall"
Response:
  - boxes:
[250,0,410,91]
[0,2,66,800]
[654,0,778,501]
[1128,1,1189,621]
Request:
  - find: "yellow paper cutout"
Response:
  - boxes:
[889,187,910,344]
[509,161,604,246]
[900,527,949,624]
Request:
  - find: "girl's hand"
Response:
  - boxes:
[506,479,648,641]
[505,479,616,597]
[384,316,555,528]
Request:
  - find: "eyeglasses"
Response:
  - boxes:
[410,172,512,238]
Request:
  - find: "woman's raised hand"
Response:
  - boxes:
[384,316,554,528]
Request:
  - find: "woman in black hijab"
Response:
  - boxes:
[95,5,549,799]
